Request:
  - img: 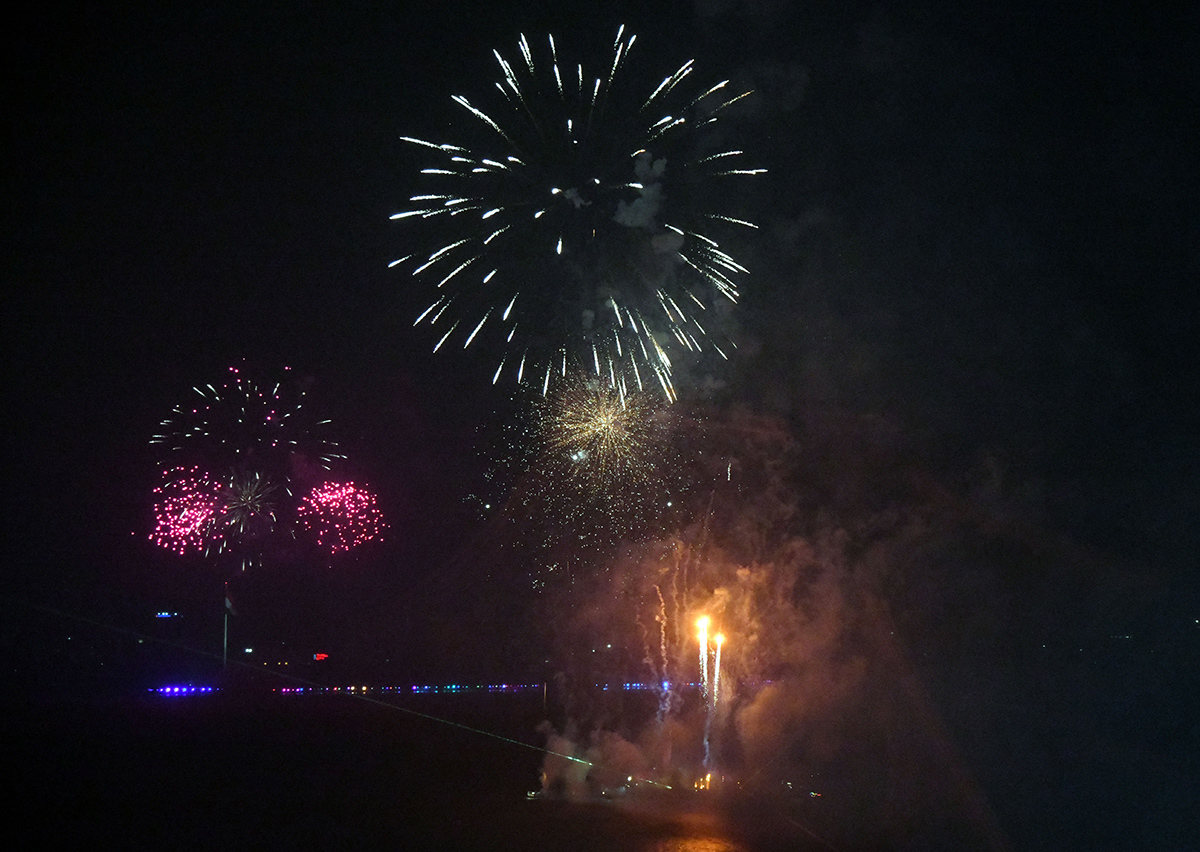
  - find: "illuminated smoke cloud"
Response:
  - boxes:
[531,409,1010,846]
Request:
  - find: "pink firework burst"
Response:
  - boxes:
[298,482,386,554]
[150,467,223,555]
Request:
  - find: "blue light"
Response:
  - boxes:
[273,682,552,697]
[151,684,216,696]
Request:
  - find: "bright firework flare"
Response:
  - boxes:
[298,482,387,554]
[149,466,222,555]
[696,615,710,698]
[150,364,343,492]
[391,26,764,399]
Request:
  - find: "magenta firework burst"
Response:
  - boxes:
[298,482,386,553]
[391,27,763,399]
[148,365,365,571]
[149,467,223,555]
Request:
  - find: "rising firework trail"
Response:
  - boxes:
[700,614,712,769]
[655,584,671,723]
[712,632,724,711]
[390,27,764,398]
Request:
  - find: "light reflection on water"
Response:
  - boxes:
[649,840,750,852]
[520,797,762,852]
[611,803,754,852]
[648,809,750,852]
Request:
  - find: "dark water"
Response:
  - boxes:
[18,682,1186,851]
[8,690,835,852]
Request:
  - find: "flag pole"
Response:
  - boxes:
[223,582,229,668]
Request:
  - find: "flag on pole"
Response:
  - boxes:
[224,583,237,617]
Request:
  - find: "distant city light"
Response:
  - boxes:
[150,685,216,696]
[271,682,700,696]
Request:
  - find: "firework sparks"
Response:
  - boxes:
[712,632,724,710]
[149,467,222,555]
[150,364,342,490]
[482,373,692,582]
[298,482,387,554]
[214,469,277,539]
[697,614,714,768]
[391,28,763,397]
[149,365,358,572]
[655,584,671,722]
[540,376,668,496]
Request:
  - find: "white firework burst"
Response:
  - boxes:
[391,27,764,399]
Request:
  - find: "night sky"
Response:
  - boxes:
[4,0,1198,743]
[4,3,1200,848]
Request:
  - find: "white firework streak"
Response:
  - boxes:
[655,584,672,723]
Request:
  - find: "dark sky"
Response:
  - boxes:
[4,0,1198,684]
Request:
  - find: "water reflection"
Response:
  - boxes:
[649,839,750,852]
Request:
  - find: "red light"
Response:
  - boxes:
[313,653,328,661]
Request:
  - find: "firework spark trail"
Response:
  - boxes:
[696,617,723,769]
[655,584,671,723]
[638,610,658,705]
[391,27,764,398]
[681,545,692,628]
[700,633,710,768]
[712,632,724,711]
[665,547,690,675]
